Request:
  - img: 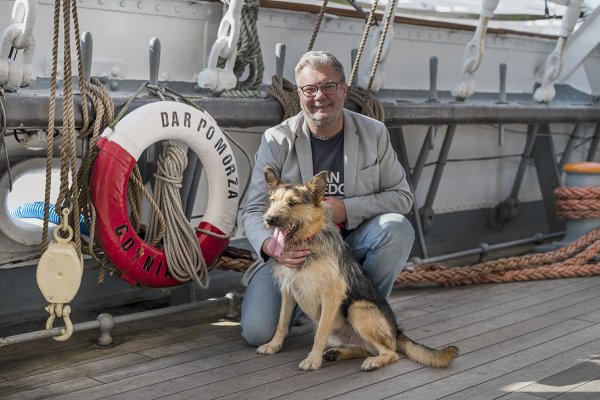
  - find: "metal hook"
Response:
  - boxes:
[149,37,161,86]
[81,32,93,83]
[45,303,74,341]
[275,43,285,85]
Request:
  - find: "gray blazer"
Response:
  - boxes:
[240,109,414,285]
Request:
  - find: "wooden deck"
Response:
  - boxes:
[2,275,600,399]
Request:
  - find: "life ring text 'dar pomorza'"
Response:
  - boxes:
[90,102,240,287]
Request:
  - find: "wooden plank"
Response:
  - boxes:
[391,278,566,321]
[442,337,600,400]
[497,393,547,400]
[45,335,314,400]
[0,354,149,396]
[424,285,600,348]
[2,277,599,400]
[519,357,600,399]
[389,325,600,400]
[553,379,600,400]
[574,308,600,323]
[92,325,311,384]
[0,320,238,380]
[3,377,100,400]
[138,329,242,359]
[278,285,600,400]
[0,302,234,364]
[152,279,600,400]
[221,319,593,400]
[402,278,600,340]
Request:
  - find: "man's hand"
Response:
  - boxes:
[324,197,347,224]
[262,238,310,269]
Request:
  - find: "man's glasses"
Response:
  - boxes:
[298,81,343,98]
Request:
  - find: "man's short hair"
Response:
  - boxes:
[295,51,346,83]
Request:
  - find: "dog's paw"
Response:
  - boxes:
[361,356,383,371]
[256,342,281,355]
[323,349,340,361]
[298,355,322,371]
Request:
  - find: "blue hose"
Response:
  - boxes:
[10,201,89,236]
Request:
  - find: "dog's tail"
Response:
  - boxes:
[396,332,458,368]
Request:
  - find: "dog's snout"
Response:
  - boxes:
[265,215,278,227]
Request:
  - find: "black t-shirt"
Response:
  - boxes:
[310,130,344,198]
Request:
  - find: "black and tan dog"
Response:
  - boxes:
[256,166,459,371]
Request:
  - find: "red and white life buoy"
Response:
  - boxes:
[90,102,240,287]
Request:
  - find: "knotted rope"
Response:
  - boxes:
[145,144,209,288]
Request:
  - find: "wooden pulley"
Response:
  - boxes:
[36,209,83,304]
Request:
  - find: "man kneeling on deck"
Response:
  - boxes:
[240,50,415,345]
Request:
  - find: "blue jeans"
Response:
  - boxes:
[240,213,415,346]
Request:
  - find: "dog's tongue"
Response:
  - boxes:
[268,228,288,257]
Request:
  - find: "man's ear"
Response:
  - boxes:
[307,171,328,202]
[264,166,283,191]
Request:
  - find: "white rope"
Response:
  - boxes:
[145,143,209,288]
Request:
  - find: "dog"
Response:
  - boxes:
[256,166,459,371]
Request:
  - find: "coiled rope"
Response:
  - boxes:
[396,184,600,287]
[267,75,300,120]
[555,186,600,219]
[145,144,209,288]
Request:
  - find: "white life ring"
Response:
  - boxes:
[90,102,240,287]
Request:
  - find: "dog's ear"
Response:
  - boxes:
[307,171,328,201]
[264,166,283,191]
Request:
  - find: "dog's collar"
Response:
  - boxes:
[305,233,317,242]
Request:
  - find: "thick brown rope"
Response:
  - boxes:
[396,224,600,287]
[345,0,385,122]
[307,0,328,52]
[367,0,397,92]
[267,75,300,120]
[41,0,61,254]
[555,186,600,219]
[348,0,378,88]
[346,86,384,122]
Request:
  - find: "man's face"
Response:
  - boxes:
[296,64,347,131]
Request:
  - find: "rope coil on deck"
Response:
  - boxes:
[396,185,600,287]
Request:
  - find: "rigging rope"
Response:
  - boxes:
[42,0,82,256]
[346,0,386,121]
[307,0,328,52]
